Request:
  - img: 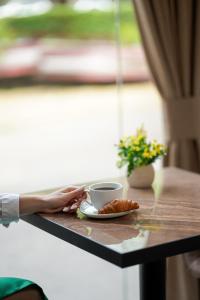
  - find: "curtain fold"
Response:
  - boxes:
[132,0,200,299]
[133,0,200,171]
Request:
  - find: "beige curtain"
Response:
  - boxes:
[132,0,200,299]
[133,0,200,171]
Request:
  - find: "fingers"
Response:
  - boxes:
[66,196,86,209]
[63,204,77,213]
[70,203,79,212]
[75,196,84,207]
[56,185,80,194]
[61,186,86,202]
[63,206,70,213]
[67,185,85,194]
[46,185,87,214]
[63,196,84,214]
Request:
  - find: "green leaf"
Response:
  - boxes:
[76,208,87,220]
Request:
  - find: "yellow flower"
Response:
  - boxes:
[143,152,150,158]
[137,134,144,141]
[155,144,166,155]
[130,136,136,143]
[133,146,140,152]
[156,147,161,155]
[150,150,157,157]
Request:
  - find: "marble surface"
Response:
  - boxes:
[36,167,200,255]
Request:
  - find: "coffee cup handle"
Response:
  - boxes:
[84,188,91,205]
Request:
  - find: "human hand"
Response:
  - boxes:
[40,185,87,213]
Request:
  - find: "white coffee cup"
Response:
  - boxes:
[87,182,123,210]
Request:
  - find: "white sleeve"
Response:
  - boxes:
[0,193,20,225]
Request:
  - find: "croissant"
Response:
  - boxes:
[98,199,139,214]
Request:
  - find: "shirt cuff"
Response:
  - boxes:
[1,193,19,225]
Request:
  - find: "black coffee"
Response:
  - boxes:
[94,187,116,191]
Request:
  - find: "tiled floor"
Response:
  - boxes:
[0,83,163,299]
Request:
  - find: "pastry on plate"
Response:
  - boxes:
[98,199,139,214]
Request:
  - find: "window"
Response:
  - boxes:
[0,0,163,192]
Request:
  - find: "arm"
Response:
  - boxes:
[19,194,46,215]
[19,186,86,215]
[0,186,86,225]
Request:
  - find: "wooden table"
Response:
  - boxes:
[22,167,200,300]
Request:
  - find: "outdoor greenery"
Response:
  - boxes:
[116,127,167,176]
[0,2,140,44]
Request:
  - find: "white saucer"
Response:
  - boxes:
[80,200,137,219]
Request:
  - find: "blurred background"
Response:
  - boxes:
[0,0,163,193]
[0,0,163,299]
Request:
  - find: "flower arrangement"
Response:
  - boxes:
[116,127,167,176]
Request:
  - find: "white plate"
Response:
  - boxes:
[80,200,137,219]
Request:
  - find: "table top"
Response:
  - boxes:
[22,167,200,268]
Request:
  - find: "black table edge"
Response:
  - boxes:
[21,214,200,268]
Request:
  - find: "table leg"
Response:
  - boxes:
[139,259,166,300]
